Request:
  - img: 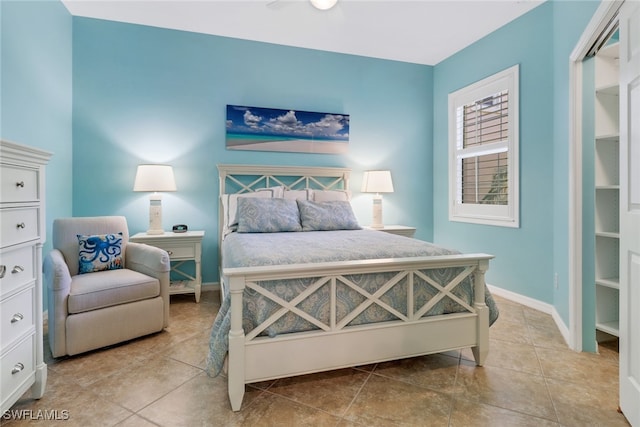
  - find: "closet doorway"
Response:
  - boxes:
[570,1,639,424]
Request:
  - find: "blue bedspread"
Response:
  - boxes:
[206,230,498,376]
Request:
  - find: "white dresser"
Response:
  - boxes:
[1,140,51,413]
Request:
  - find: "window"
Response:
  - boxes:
[448,65,519,227]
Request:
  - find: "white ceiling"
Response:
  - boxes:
[61,0,545,65]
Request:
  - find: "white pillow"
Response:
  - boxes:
[283,189,313,200]
[261,186,284,198]
[312,190,351,202]
[221,190,276,236]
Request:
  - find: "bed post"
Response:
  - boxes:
[228,275,245,411]
[472,258,490,366]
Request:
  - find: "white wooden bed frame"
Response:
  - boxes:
[217,164,493,411]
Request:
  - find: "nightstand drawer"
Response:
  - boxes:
[1,287,34,349]
[0,246,35,298]
[164,245,195,259]
[0,208,40,248]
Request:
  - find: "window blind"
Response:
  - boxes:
[456,90,509,205]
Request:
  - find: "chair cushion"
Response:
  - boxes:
[68,269,160,314]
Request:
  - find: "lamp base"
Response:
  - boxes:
[146,229,165,235]
[147,194,165,235]
[371,194,383,229]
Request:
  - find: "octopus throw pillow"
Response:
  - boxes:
[77,233,124,274]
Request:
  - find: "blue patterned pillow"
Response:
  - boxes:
[77,233,124,274]
[297,200,361,231]
[237,197,302,233]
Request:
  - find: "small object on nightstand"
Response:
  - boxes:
[130,230,205,302]
[173,224,188,233]
[364,225,416,238]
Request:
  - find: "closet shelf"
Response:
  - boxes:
[593,33,619,345]
[596,231,620,239]
[595,134,619,142]
[596,84,620,95]
[596,277,620,289]
[596,321,619,337]
[595,133,619,141]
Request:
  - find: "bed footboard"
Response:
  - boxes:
[224,253,492,411]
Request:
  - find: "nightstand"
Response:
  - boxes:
[364,225,416,238]
[130,230,205,302]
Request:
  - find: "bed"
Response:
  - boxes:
[206,164,498,411]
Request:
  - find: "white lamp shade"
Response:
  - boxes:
[361,170,394,193]
[133,164,177,192]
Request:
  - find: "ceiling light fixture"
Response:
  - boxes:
[310,0,338,11]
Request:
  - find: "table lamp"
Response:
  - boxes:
[133,164,177,235]
[361,170,394,229]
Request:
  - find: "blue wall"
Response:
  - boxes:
[434,3,555,301]
[1,0,73,241]
[433,0,599,332]
[72,18,434,284]
[1,0,73,309]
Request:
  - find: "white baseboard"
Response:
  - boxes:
[202,281,220,292]
[487,284,571,348]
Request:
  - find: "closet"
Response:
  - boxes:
[593,34,620,341]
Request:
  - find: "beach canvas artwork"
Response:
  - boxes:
[226,105,349,154]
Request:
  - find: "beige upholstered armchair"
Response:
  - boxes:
[44,216,170,357]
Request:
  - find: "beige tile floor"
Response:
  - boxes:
[2,292,630,427]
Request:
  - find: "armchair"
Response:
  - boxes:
[44,216,170,357]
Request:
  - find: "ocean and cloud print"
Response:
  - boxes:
[226,105,349,154]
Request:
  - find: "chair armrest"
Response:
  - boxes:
[44,249,72,357]
[44,249,72,292]
[125,242,171,277]
[126,242,171,328]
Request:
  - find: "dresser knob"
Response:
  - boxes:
[11,265,24,274]
[11,363,25,375]
[0,265,5,279]
[16,222,25,229]
[167,250,173,256]
[16,181,25,188]
[11,313,24,323]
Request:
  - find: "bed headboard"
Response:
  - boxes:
[217,164,351,195]
[216,164,352,245]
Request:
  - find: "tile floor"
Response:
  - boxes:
[3,292,630,426]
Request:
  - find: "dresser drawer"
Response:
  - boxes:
[0,164,39,204]
[1,287,34,349]
[164,245,196,259]
[0,334,35,404]
[0,208,39,248]
[0,246,35,298]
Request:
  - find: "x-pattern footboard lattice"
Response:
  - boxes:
[243,265,478,341]
[224,253,493,412]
